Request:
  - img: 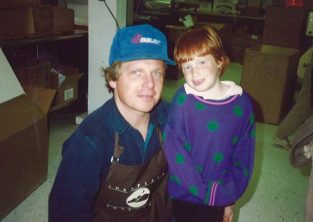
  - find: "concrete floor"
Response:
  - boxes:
[1,63,310,222]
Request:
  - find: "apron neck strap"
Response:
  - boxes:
[111,125,162,162]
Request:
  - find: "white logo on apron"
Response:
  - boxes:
[126,188,150,208]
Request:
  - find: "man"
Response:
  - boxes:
[49,24,175,222]
[273,59,313,150]
[290,113,313,222]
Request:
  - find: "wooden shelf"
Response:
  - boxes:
[0,29,88,47]
[139,9,265,21]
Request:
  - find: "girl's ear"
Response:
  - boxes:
[217,58,224,69]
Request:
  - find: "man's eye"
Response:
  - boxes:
[153,71,163,77]
[130,70,142,76]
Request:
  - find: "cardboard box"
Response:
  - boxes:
[241,45,300,124]
[15,61,51,88]
[262,6,306,49]
[230,32,261,64]
[46,66,83,111]
[0,50,54,220]
[15,62,82,112]
[303,0,313,9]
[0,0,41,9]
[50,6,74,34]
[0,5,52,40]
[246,0,262,16]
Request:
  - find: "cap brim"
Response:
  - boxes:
[116,54,175,66]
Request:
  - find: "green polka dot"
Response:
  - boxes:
[213,152,224,163]
[162,132,166,142]
[177,93,187,106]
[243,169,249,177]
[233,105,243,117]
[232,136,239,145]
[188,185,199,196]
[249,113,255,125]
[250,129,256,138]
[195,164,203,173]
[169,175,182,185]
[175,153,185,164]
[195,102,205,110]
[207,120,219,132]
[184,142,192,152]
[217,179,224,185]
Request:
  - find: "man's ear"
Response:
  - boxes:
[109,80,117,89]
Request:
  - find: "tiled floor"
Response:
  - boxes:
[1,63,310,222]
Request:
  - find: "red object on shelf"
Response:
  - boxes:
[286,0,303,7]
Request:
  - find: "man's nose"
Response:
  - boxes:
[142,73,155,88]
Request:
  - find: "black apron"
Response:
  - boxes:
[93,129,172,222]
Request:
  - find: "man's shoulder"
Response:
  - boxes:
[154,100,170,125]
[74,99,114,137]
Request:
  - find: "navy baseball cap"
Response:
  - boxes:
[109,24,175,66]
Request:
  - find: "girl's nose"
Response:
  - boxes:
[191,67,200,77]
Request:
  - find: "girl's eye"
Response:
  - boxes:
[199,60,206,66]
[183,65,191,72]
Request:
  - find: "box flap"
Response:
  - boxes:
[0,95,44,142]
[47,65,82,89]
[58,66,80,86]
[297,47,313,79]
[23,86,56,114]
[260,45,299,55]
[0,48,24,104]
[61,73,83,88]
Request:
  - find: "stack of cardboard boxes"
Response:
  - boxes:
[15,62,83,112]
[0,0,83,220]
[0,0,75,40]
[0,48,55,220]
[241,6,307,124]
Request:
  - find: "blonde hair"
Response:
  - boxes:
[174,26,230,75]
[103,61,122,93]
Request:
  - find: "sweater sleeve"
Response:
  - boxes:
[49,132,104,222]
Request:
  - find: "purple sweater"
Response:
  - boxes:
[163,86,255,207]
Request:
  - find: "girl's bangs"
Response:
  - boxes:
[175,35,210,65]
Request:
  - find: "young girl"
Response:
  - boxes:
[163,26,256,222]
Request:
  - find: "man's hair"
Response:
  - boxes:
[103,61,122,93]
[174,26,230,75]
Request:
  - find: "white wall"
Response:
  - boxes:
[0,48,24,103]
[88,0,129,113]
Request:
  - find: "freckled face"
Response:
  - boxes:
[109,59,166,116]
[181,55,221,92]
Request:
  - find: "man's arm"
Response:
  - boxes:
[49,134,103,222]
